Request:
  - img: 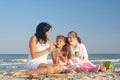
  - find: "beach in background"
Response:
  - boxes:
[0,53,120,73]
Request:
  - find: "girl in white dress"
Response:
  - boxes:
[67,31,96,72]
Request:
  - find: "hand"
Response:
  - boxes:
[48,46,55,52]
[79,53,84,60]
[56,49,62,56]
[52,48,61,56]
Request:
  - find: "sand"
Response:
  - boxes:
[0,68,120,80]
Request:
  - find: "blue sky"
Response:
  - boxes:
[0,0,120,54]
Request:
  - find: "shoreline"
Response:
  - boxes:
[0,68,120,80]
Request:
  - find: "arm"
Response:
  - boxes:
[80,43,88,60]
[29,36,53,59]
[47,39,55,49]
[78,53,84,60]
[57,49,68,62]
[52,49,67,63]
[59,55,67,63]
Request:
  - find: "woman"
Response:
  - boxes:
[67,31,96,72]
[13,22,64,76]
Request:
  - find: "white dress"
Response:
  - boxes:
[26,42,49,70]
[71,43,88,60]
[70,43,88,70]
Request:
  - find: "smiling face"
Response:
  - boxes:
[68,32,78,47]
[56,36,65,49]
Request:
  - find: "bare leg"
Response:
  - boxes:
[38,63,64,74]
[95,64,106,72]
[64,69,77,74]
[47,64,64,74]
[13,64,64,76]
[13,66,48,76]
[94,64,101,72]
[75,67,82,73]
[99,65,106,72]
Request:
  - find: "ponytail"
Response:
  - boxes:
[77,37,82,44]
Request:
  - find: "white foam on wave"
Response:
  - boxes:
[0,62,26,66]
[47,59,120,64]
[0,59,27,63]
[90,59,120,63]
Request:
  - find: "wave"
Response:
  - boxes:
[0,62,26,66]
[0,59,27,63]
[0,58,119,66]
[47,59,120,65]
[90,59,120,63]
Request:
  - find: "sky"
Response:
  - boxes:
[0,0,120,54]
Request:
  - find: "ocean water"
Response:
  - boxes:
[0,53,120,73]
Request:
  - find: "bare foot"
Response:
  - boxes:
[13,72,23,76]
[13,71,27,77]
[83,69,89,73]
[100,65,106,72]
[75,68,82,73]
[64,69,76,74]
[69,70,77,74]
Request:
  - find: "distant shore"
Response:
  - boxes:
[0,68,120,80]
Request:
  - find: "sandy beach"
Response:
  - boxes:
[0,68,120,80]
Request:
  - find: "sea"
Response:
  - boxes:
[0,53,120,73]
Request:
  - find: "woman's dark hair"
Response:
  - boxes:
[35,22,52,43]
[68,31,82,44]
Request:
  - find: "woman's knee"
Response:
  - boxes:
[54,64,64,72]
[38,63,48,68]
